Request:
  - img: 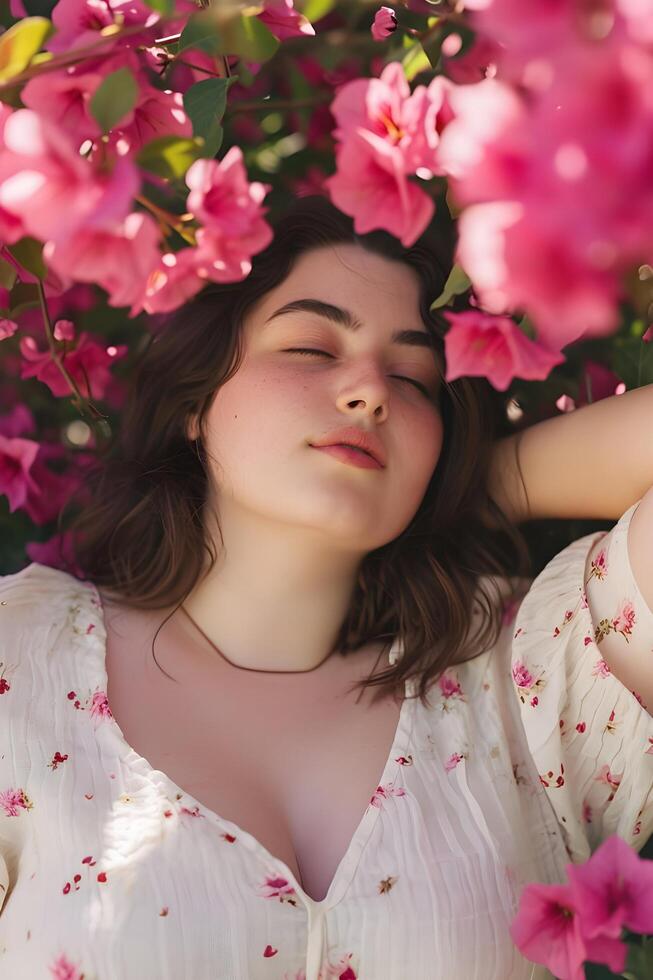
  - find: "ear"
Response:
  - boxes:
[186,414,200,442]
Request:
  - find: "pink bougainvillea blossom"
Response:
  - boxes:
[455,203,624,348]
[0,318,18,341]
[139,247,207,315]
[0,434,40,512]
[437,27,653,346]
[185,148,272,243]
[47,0,161,54]
[328,62,453,175]
[371,6,398,41]
[257,0,315,41]
[19,332,127,399]
[0,110,140,246]
[566,833,653,941]
[325,132,436,246]
[509,881,592,980]
[510,835,653,979]
[44,212,162,313]
[26,530,83,575]
[442,309,564,390]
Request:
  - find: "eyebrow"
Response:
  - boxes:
[264,298,439,352]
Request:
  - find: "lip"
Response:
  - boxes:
[310,426,387,468]
[312,444,383,470]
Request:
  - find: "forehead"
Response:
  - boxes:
[252,244,423,323]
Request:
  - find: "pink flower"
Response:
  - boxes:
[0,434,40,512]
[181,148,273,286]
[438,673,463,698]
[48,0,160,54]
[509,881,593,980]
[19,332,127,399]
[0,110,139,247]
[186,148,272,241]
[512,660,534,688]
[0,404,35,438]
[0,787,32,817]
[444,753,464,772]
[612,600,636,637]
[442,309,564,391]
[329,62,452,175]
[116,86,191,152]
[21,65,106,145]
[438,31,653,348]
[89,691,113,719]
[139,248,206,315]
[371,6,398,41]
[44,212,162,314]
[0,318,18,341]
[325,132,435,246]
[49,952,85,980]
[257,0,315,41]
[567,834,653,942]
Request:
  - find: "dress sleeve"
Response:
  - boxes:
[0,565,41,915]
[510,499,653,863]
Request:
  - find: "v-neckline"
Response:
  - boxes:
[86,580,417,911]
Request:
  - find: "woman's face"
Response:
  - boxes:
[195,243,445,554]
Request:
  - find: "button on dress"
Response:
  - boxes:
[0,500,652,980]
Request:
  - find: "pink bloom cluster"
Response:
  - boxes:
[437,0,653,350]
[510,834,653,980]
[325,62,454,246]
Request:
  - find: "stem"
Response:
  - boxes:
[0,24,148,90]
[135,194,197,245]
[37,281,106,423]
[229,94,332,113]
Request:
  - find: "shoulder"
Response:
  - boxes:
[0,562,96,634]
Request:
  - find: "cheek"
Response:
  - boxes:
[204,366,307,464]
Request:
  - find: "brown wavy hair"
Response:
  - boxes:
[65,194,532,708]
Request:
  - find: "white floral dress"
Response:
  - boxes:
[0,500,651,980]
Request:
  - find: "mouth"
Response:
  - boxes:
[310,444,383,470]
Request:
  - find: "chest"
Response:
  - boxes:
[103,604,404,904]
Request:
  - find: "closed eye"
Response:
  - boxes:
[283,348,432,397]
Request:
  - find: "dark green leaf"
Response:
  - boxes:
[89,66,139,135]
[7,237,46,280]
[8,281,41,318]
[183,77,234,158]
[178,11,279,62]
[137,135,204,179]
[0,255,17,290]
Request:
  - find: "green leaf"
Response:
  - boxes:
[183,77,235,158]
[402,39,432,82]
[7,237,46,280]
[0,255,17,290]
[0,16,53,83]
[89,67,139,135]
[430,264,472,309]
[8,281,40,318]
[297,0,336,21]
[137,135,204,179]
[178,11,279,62]
[141,0,174,14]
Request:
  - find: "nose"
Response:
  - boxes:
[336,362,390,422]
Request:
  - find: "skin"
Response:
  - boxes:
[183,242,444,672]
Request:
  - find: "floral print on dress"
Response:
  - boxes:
[0,505,652,979]
[0,787,33,816]
[509,503,653,861]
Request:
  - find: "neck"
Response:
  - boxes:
[182,500,363,672]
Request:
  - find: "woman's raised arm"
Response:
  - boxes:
[487,382,653,525]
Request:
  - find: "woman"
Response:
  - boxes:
[0,196,652,980]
